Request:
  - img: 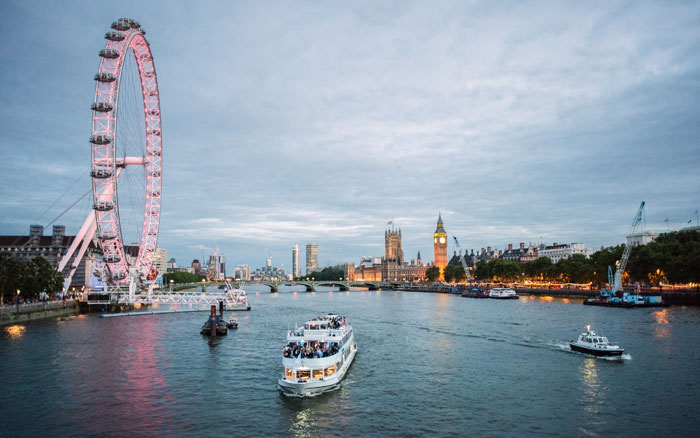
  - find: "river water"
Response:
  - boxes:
[1,287,699,437]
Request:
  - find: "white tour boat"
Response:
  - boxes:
[489,287,518,299]
[278,314,357,396]
[570,326,624,357]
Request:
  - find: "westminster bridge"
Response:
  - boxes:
[236,280,403,293]
[164,280,457,294]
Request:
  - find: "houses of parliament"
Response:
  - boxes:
[344,215,447,281]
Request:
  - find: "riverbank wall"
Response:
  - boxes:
[516,288,597,298]
[403,285,700,306]
[0,300,81,326]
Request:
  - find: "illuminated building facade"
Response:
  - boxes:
[344,227,427,282]
[382,227,404,281]
[433,214,448,279]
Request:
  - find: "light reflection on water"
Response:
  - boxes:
[653,309,670,339]
[289,408,316,438]
[578,357,606,437]
[580,358,602,414]
[5,324,25,338]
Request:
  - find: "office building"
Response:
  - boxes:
[292,243,300,278]
[306,243,318,275]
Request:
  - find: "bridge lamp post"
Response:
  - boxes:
[16,289,20,309]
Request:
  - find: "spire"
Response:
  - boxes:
[435,213,446,234]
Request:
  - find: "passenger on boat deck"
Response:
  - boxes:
[283,340,341,358]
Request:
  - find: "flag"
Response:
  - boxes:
[689,219,693,224]
[387,221,392,225]
[664,218,669,223]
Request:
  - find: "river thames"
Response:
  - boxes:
[2,287,699,437]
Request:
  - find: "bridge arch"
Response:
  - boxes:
[349,282,379,290]
[316,282,349,291]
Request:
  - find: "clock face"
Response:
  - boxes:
[434,237,437,244]
[439,237,446,244]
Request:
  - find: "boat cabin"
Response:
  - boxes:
[578,330,610,346]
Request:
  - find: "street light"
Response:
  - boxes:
[169,279,174,292]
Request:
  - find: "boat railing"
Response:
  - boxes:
[288,327,346,338]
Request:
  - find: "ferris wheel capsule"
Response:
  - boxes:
[105,31,125,42]
[99,49,120,59]
[98,231,117,240]
[89,135,112,145]
[111,18,133,31]
[90,167,113,179]
[93,201,114,211]
[91,102,113,112]
[94,72,116,83]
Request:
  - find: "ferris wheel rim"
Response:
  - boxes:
[90,18,162,284]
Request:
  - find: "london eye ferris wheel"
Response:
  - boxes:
[90,18,162,285]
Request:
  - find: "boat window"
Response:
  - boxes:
[285,368,294,379]
[313,369,323,379]
[296,369,310,380]
[324,365,336,377]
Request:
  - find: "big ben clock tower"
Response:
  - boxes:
[433,213,448,279]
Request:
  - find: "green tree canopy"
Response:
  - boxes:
[0,254,65,301]
[425,266,440,282]
[443,264,466,283]
[299,267,345,281]
[162,271,206,284]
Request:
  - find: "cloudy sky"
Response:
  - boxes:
[1,0,699,272]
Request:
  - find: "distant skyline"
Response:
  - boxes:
[1,1,699,270]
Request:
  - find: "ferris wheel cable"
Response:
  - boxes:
[35,168,90,223]
[19,188,92,250]
[121,169,143,244]
[45,189,92,230]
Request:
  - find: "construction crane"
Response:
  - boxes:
[452,236,474,284]
[607,201,645,294]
